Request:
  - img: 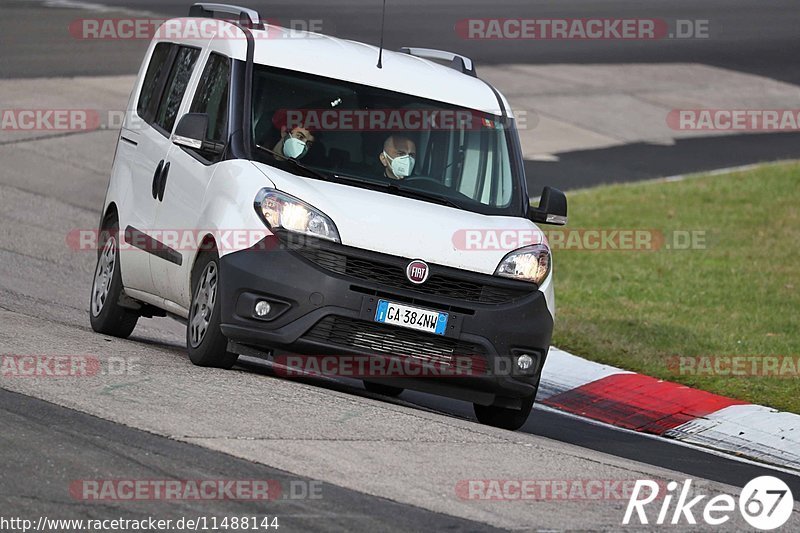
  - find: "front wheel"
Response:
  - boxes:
[89,218,138,338]
[186,251,238,369]
[473,395,534,431]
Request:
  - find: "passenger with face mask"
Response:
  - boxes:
[379,134,416,180]
[274,124,316,160]
[267,109,317,160]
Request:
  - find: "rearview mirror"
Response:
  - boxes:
[172,113,224,155]
[528,186,567,225]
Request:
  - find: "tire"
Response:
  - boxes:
[363,381,404,397]
[473,394,534,431]
[89,216,139,338]
[187,250,238,369]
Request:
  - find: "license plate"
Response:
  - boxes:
[374,300,448,335]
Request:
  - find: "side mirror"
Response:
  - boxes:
[172,113,224,155]
[528,186,567,225]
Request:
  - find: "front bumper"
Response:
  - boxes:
[218,235,554,407]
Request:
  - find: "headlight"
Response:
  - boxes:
[254,189,340,242]
[494,244,551,284]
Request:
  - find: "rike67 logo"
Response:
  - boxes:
[624,476,794,530]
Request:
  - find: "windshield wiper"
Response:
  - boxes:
[330,172,464,210]
[386,183,464,210]
[255,144,333,182]
[326,172,464,209]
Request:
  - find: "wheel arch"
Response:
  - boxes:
[100,202,119,228]
[188,234,219,288]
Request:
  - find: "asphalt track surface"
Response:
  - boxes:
[2,1,800,530]
[0,388,506,532]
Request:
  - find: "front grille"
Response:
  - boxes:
[294,245,532,304]
[303,316,486,367]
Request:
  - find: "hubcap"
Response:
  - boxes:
[91,236,116,317]
[190,261,217,348]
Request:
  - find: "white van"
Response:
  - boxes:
[89,3,567,430]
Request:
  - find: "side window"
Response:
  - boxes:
[137,43,174,123]
[154,46,201,134]
[190,53,231,144]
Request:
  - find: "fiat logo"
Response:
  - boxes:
[406,260,429,284]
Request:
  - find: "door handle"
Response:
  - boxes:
[157,162,170,202]
[151,160,164,199]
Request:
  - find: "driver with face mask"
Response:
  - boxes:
[379,134,416,180]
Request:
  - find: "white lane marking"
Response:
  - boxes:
[667,404,800,472]
[659,162,773,183]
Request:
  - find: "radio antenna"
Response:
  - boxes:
[377,0,387,68]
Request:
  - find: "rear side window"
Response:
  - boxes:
[190,53,231,143]
[137,43,173,122]
[154,46,201,134]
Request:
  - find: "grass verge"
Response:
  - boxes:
[550,161,800,413]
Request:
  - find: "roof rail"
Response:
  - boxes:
[398,47,477,77]
[188,3,264,30]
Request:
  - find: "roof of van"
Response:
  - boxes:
[160,18,511,116]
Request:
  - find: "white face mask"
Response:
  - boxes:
[283,136,307,159]
[384,151,415,178]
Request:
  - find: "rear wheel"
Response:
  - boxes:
[473,394,534,431]
[363,381,404,397]
[186,251,238,369]
[89,216,138,338]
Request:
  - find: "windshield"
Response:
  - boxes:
[250,65,525,216]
